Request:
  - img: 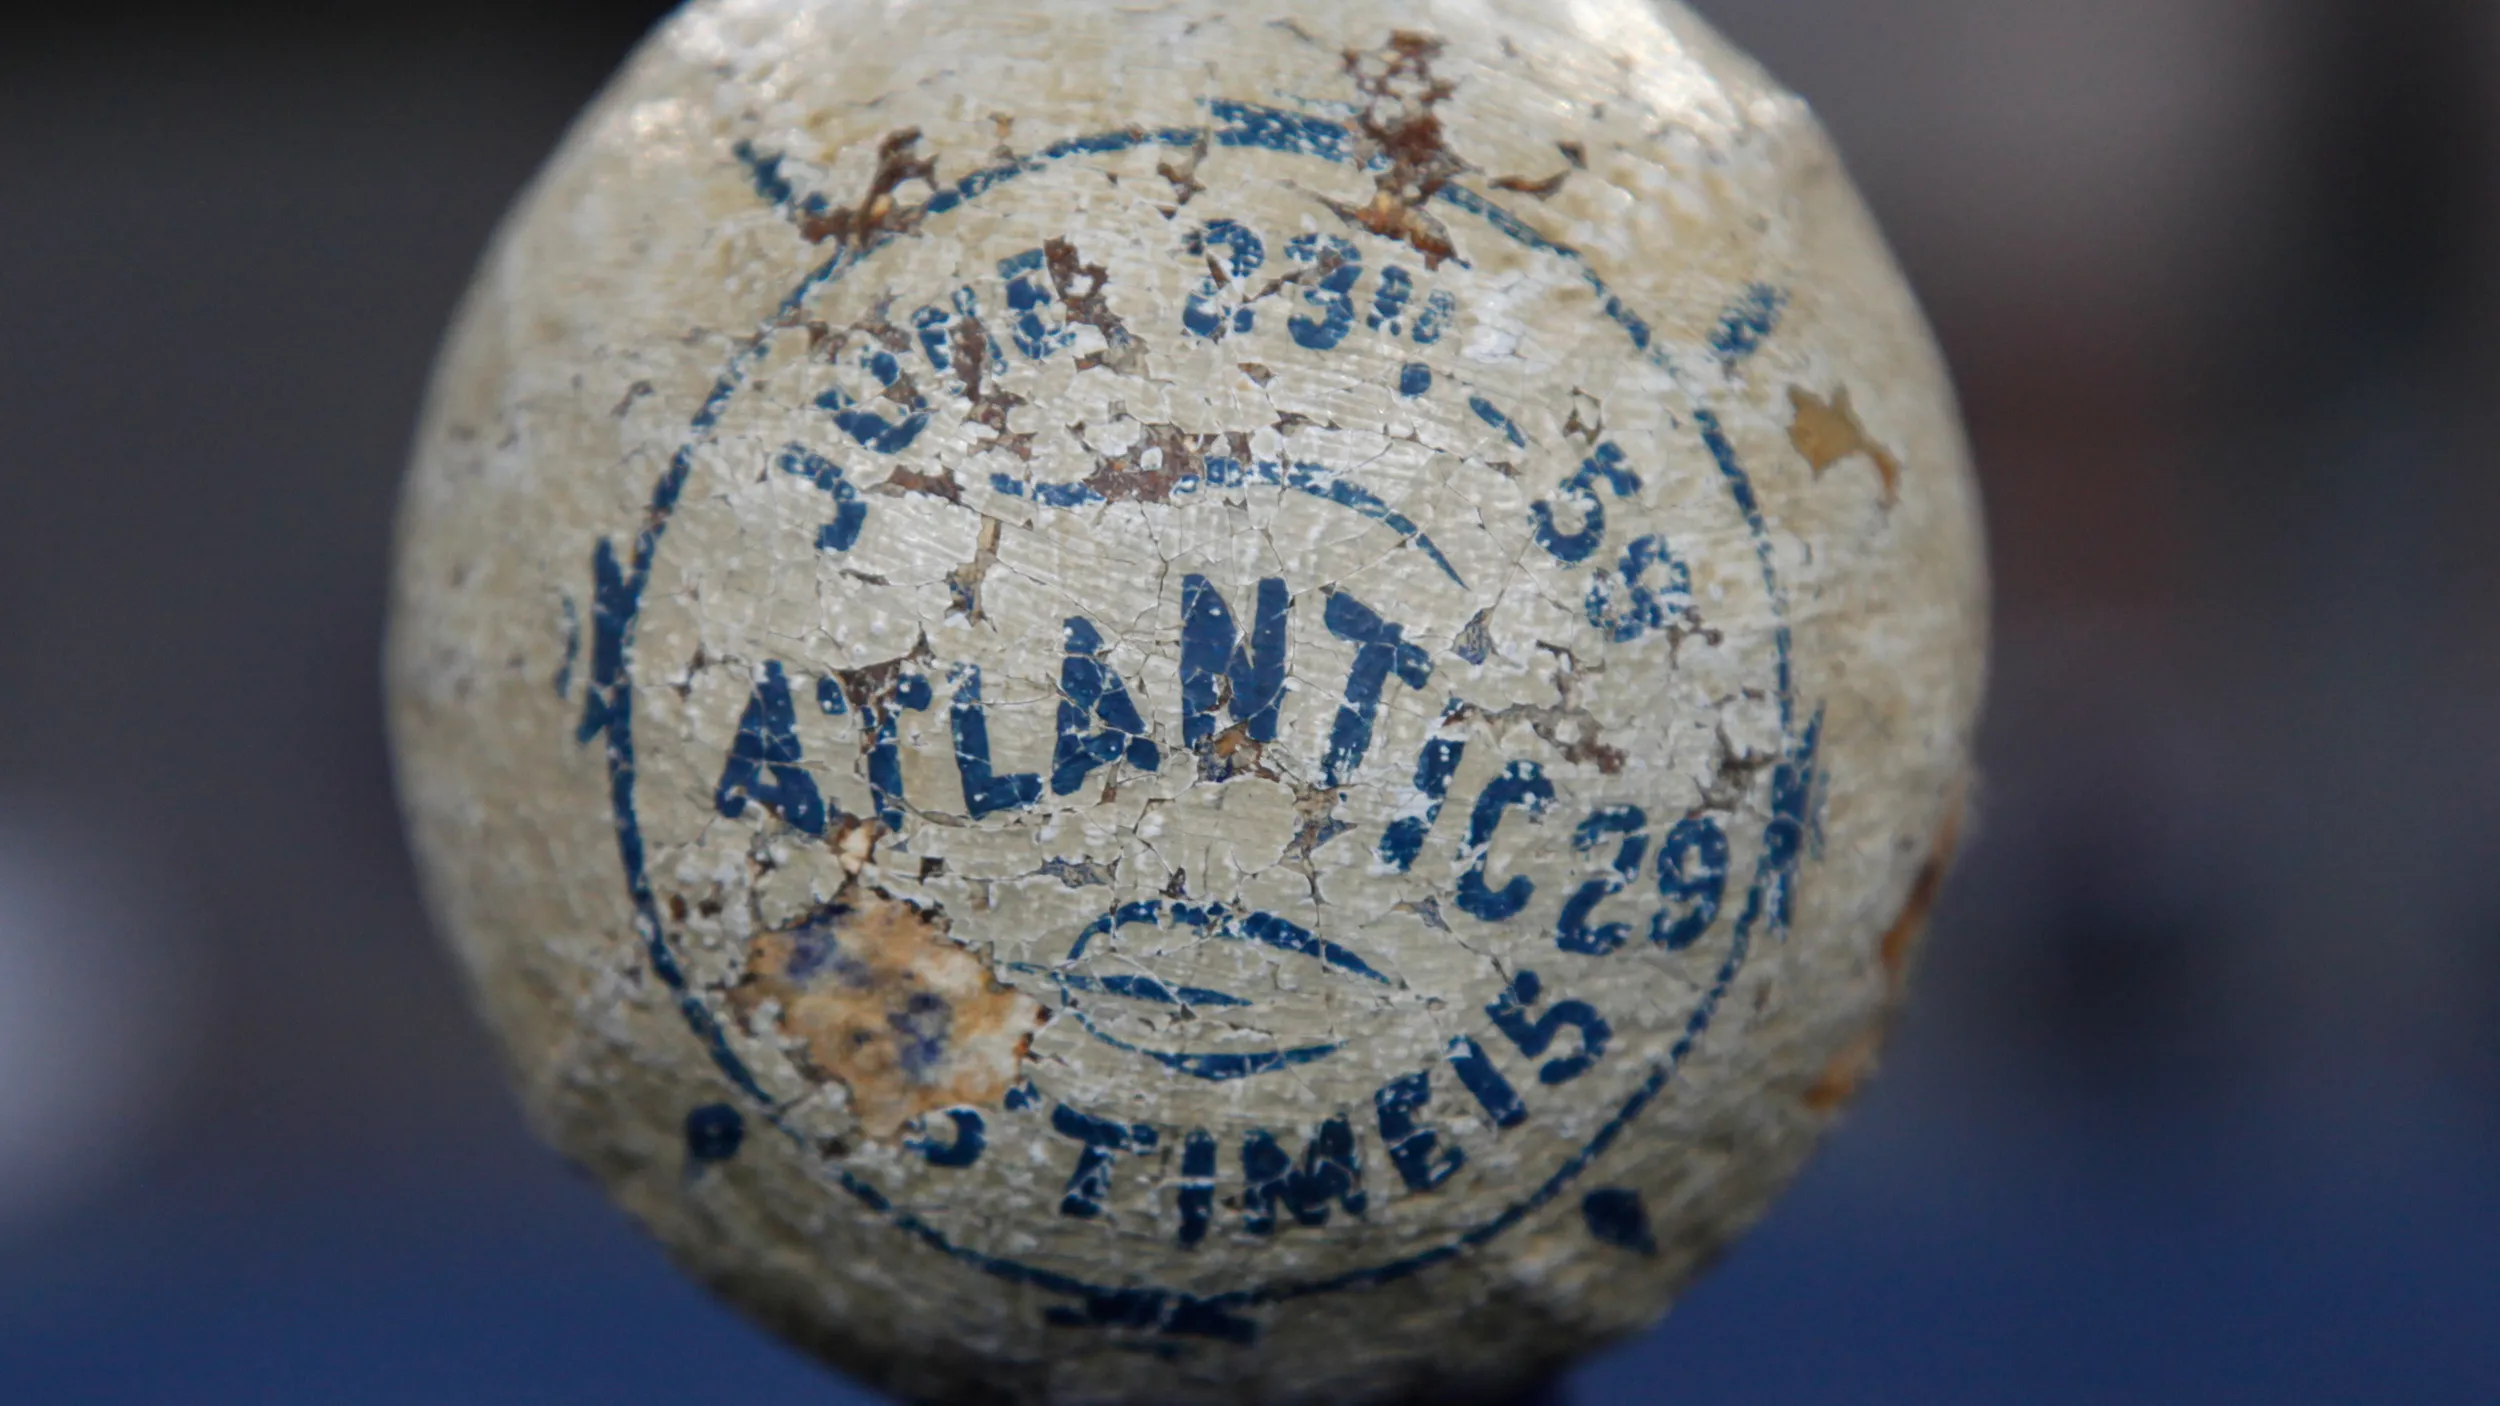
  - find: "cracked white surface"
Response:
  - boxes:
[387,2,1988,1403]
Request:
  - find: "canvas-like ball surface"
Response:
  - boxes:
[387,1,1987,1401]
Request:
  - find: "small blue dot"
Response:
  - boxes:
[1582,1187,1656,1254]
[1398,363,1433,398]
[686,1103,746,1165]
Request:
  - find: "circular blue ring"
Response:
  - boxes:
[574,105,1808,1339]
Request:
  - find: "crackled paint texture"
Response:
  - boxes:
[386,2,1988,1403]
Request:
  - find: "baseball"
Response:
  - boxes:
[386,1,1988,1401]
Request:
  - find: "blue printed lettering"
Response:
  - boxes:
[1586,535,1693,643]
[1455,761,1554,921]
[1179,575,1289,751]
[1177,1130,1217,1247]
[1321,590,1432,787]
[1241,1118,1365,1233]
[1000,248,1073,361]
[1555,806,1649,955]
[862,672,934,832]
[1368,265,1414,335]
[1651,815,1730,950]
[1411,289,1457,345]
[908,1108,986,1169]
[815,341,932,455]
[1284,233,1361,351]
[948,664,1041,819]
[1710,283,1786,364]
[1052,617,1162,795]
[1372,1070,1466,1192]
[1470,395,1528,448]
[1484,970,1610,1085]
[1761,712,1822,929]
[1447,1034,1528,1129]
[1051,1104,1158,1219]
[1376,702,1468,871]
[713,661,829,836]
[1182,220,1266,339]
[776,444,869,552]
[911,303,953,371]
[1530,442,1640,565]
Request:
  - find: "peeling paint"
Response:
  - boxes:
[1804,793,1966,1113]
[730,889,1047,1138]
[391,3,1988,1399]
[1328,32,1466,269]
[1788,385,1904,508]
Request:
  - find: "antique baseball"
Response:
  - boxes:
[387,0,1987,1400]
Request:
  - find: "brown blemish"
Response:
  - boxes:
[728,891,1046,1139]
[1044,236,1147,375]
[1329,32,1467,269]
[1395,895,1451,934]
[1462,643,1624,774]
[1157,128,1211,211]
[1788,386,1903,509]
[1491,168,1571,200]
[1238,362,1274,387]
[951,314,1033,460]
[1880,795,1963,984]
[1803,793,1967,1114]
[878,466,963,504]
[852,307,915,355]
[826,813,879,876]
[1036,856,1117,888]
[947,516,1003,622]
[1486,702,1625,775]
[835,641,936,729]
[1080,422,1220,504]
[1802,1027,1886,1114]
[1197,719,1276,783]
[798,129,939,248]
[1561,389,1604,445]
[1699,726,1776,813]
[1285,781,1354,863]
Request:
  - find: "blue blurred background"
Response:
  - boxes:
[3,2,2496,1401]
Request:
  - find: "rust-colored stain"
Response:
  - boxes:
[800,129,939,247]
[946,516,1003,622]
[1788,386,1903,508]
[1802,1027,1885,1114]
[950,313,1033,461]
[1462,648,1627,775]
[1880,794,1962,983]
[1331,32,1466,268]
[1043,236,1147,375]
[1491,168,1570,200]
[1196,719,1277,783]
[1803,793,1966,1113]
[1081,422,1205,504]
[1156,128,1210,209]
[881,466,963,504]
[729,892,1046,1138]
